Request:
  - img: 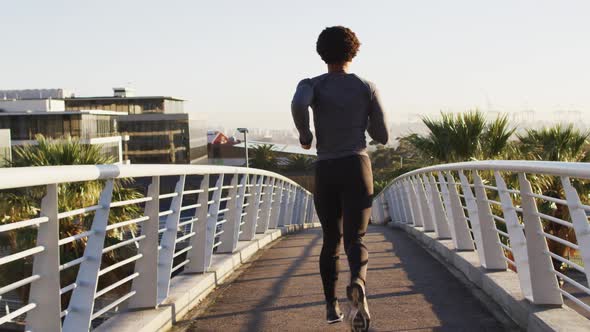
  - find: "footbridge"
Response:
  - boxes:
[0,162,590,331]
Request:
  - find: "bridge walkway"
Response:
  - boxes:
[173,225,509,331]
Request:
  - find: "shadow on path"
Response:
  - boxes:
[174,226,507,331]
[243,232,322,331]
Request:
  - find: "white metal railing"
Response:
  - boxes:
[0,164,315,331]
[372,160,590,317]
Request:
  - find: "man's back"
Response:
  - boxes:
[291,72,388,160]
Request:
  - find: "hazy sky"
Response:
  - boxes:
[2,0,589,128]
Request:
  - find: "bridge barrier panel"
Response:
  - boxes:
[0,164,316,331]
[373,160,590,330]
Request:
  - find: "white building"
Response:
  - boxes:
[0,98,66,113]
[0,88,73,99]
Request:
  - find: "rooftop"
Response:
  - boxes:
[0,110,123,116]
[65,96,185,102]
[233,140,317,156]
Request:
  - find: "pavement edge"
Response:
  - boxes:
[95,222,321,332]
[387,222,590,332]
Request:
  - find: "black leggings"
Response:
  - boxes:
[314,154,373,303]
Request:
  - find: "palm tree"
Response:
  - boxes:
[516,124,590,271]
[404,110,515,163]
[404,114,455,163]
[248,144,278,171]
[0,135,143,305]
[8,135,112,167]
[481,115,515,159]
[283,154,315,173]
[517,124,590,162]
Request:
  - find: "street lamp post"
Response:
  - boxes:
[237,128,249,168]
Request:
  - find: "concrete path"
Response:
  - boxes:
[173,225,506,331]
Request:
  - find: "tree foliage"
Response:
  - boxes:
[515,124,590,270]
[248,144,279,171]
[404,110,515,163]
[0,135,143,304]
[283,154,315,173]
[373,116,590,272]
[517,124,590,162]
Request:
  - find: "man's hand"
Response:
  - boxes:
[301,144,311,150]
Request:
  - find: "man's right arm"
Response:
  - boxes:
[291,79,314,147]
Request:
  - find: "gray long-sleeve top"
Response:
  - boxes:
[291,73,389,160]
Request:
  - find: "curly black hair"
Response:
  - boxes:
[316,26,361,64]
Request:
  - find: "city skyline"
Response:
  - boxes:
[207,109,589,131]
[2,1,590,128]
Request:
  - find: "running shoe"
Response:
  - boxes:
[347,280,371,332]
[326,299,344,324]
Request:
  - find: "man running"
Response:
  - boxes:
[291,26,389,332]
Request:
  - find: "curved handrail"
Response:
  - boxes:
[372,159,590,319]
[379,160,590,197]
[0,164,309,193]
[0,164,315,331]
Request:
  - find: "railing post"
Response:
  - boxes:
[299,191,307,225]
[415,176,435,232]
[445,171,475,251]
[26,184,61,332]
[129,176,160,309]
[63,180,114,332]
[312,195,317,223]
[278,182,289,227]
[185,175,210,273]
[303,191,309,224]
[437,172,455,234]
[384,192,392,222]
[471,171,506,270]
[383,188,394,223]
[401,182,415,225]
[427,173,451,238]
[459,170,492,265]
[235,174,248,239]
[302,191,307,224]
[494,171,533,300]
[269,180,284,228]
[294,189,303,224]
[560,176,590,280]
[256,177,274,233]
[399,183,411,224]
[380,191,389,224]
[217,173,240,253]
[282,184,293,226]
[519,173,563,304]
[292,186,300,225]
[240,175,263,240]
[293,187,300,224]
[306,194,314,223]
[458,171,481,247]
[395,185,405,223]
[408,178,424,227]
[376,191,385,224]
[372,194,379,223]
[391,186,398,223]
[376,190,386,224]
[301,192,309,224]
[286,184,297,225]
[206,174,224,257]
[157,175,186,301]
